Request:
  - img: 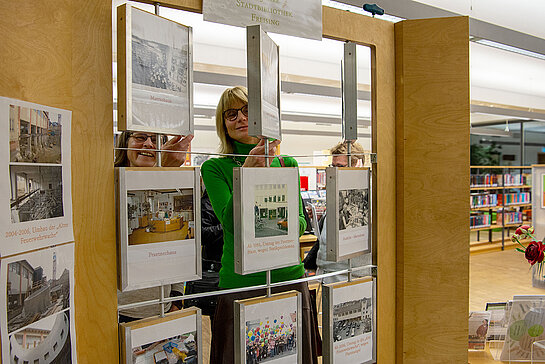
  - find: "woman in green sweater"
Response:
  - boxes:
[202,86,321,363]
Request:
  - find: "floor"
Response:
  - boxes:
[469,249,545,363]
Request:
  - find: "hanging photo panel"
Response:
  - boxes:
[116,167,201,291]
[117,4,194,135]
[120,307,202,364]
[234,291,302,364]
[326,167,371,262]
[322,277,375,364]
[0,243,77,363]
[0,97,74,257]
[247,25,282,140]
[233,167,300,275]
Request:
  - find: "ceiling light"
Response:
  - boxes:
[471,38,545,61]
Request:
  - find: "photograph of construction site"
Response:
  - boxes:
[8,310,72,364]
[6,248,71,335]
[9,104,62,164]
[127,188,194,245]
[9,165,63,223]
[131,331,197,364]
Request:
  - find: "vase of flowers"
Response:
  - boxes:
[512,225,545,275]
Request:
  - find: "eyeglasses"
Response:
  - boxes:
[329,163,347,168]
[223,105,248,122]
[130,133,157,144]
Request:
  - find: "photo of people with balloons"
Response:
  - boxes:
[244,311,297,363]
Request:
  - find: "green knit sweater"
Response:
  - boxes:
[201,141,306,288]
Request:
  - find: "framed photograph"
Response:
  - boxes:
[120,307,202,364]
[247,24,281,140]
[500,295,545,361]
[468,311,491,350]
[322,277,375,364]
[0,97,74,257]
[234,291,302,364]
[326,167,371,262]
[233,167,300,275]
[0,244,77,363]
[117,4,193,135]
[116,167,201,291]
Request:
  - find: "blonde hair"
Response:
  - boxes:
[215,86,248,155]
[330,141,365,167]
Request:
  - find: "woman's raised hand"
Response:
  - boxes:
[161,134,194,167]
[243,138,281,167]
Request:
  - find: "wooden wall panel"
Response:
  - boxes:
[0,1,118,363]
[395,17,470,363]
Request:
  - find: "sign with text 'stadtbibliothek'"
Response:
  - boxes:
[202,0,322,41]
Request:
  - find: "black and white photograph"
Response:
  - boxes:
[6,251,70,334]
[9,310,73,364]
[10,165,63,223]
[132,35,188,93]
[338,188,368,231]
[9,105,62,164]
[332,298,372,342]
[254,184,288,238]
[127,188,194,246]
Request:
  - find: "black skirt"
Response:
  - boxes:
[209,281,322,363]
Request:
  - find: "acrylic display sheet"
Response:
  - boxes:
[123,309,201,364]
[202,0,323,40]
[119,4,193,134]
[0,243,77,363]
[236,292,301,364]
[0,97,74,257]
[500,296,545,361]
[117,168,201,291]
[235,167,300,275]
[323,278,374,364]
[247,25,281,140]
[326,168,370,261]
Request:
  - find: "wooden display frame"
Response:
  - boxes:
[119,307,202,364]
[326,167,371,261]
[234,291,302,364]
[247,24,282,140]
[117,4,194,135]
[116,167,202,291]
[322,277,375,364]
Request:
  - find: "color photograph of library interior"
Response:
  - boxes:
[132,332,197,364]
[9,105,62,164]
[127,188,194,245]
[9,165,64,223]
[254,183,288,238]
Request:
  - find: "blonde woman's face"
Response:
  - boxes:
[224,101,259,145]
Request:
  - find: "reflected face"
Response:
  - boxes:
[331,155,348,168]
[224,101,259,145]
[127,133,156,167]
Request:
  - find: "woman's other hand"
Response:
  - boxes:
[161,134,194,167]
[243,138,280,167]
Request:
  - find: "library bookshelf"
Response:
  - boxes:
[470,166,533,254]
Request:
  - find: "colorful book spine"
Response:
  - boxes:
[470,214,491,228]
[496,211,523,225]
[470,193,498,208]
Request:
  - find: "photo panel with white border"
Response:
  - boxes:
[247,25,281,140]
[234,291,302,364]
[468,311,492,351]
[322,277,374,364]
[116,167,201,292]
[117,4,193,135]
[120,307,202,364]
[326,167,370,262]
[233,167,300,275]
[0,97,73,257]
[1,243,76,363]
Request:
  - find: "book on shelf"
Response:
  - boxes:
[470,214,491,229]
[471,193,498,208]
